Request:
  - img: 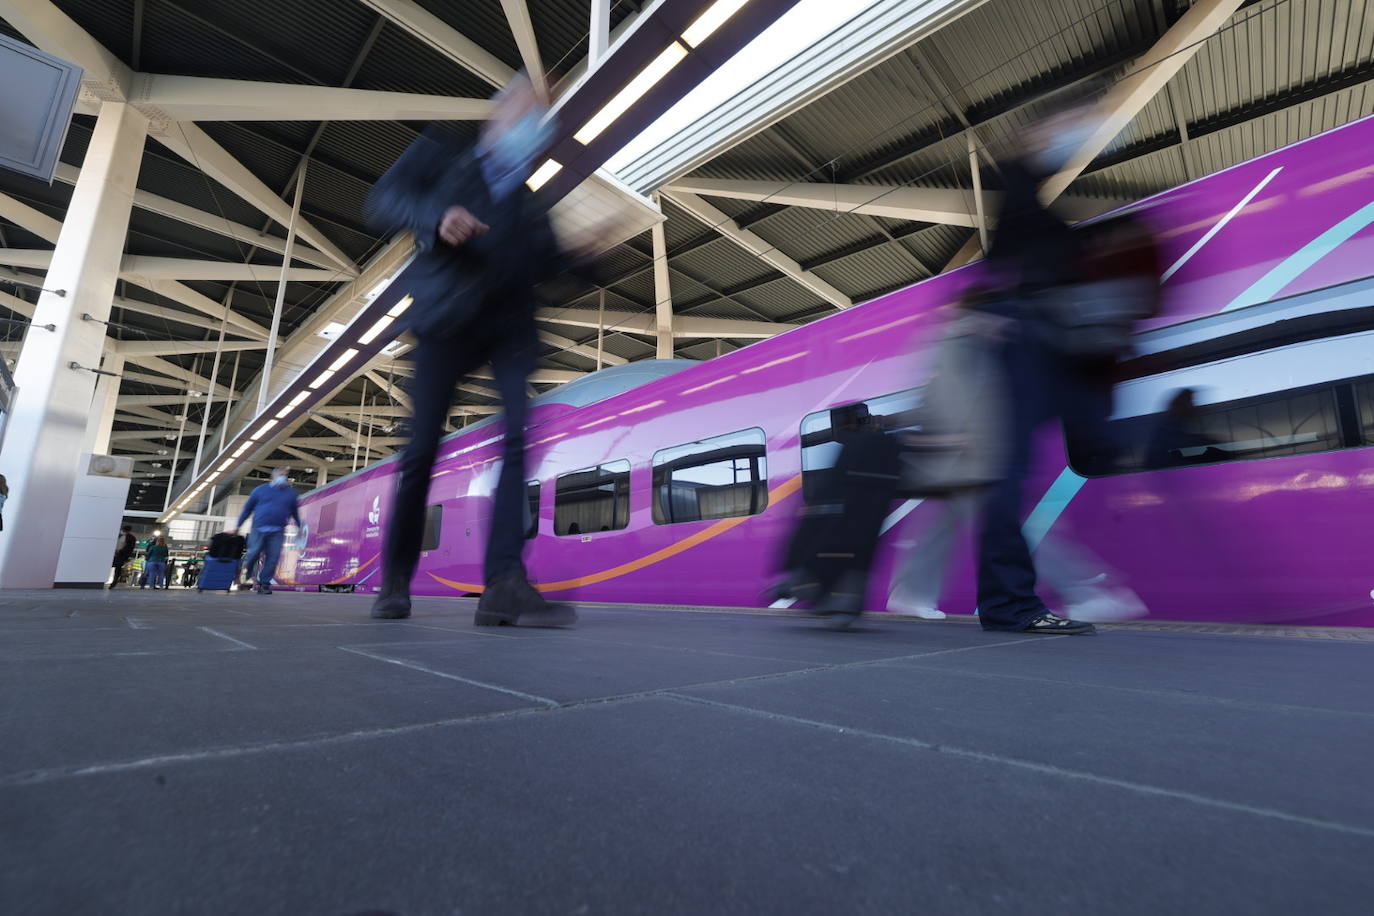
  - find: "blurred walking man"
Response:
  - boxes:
[365,74,602,627]
[236,468,301,595]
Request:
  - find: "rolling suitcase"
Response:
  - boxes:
[197,557,240,592]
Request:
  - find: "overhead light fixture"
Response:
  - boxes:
[357,315,394,345]
[364,275,396,304]
[275,391,310,419]
[309,369,335,389]
[386,296,413,319]
[574,41,689,144]
[526,159,562,191]
[682,0,750,47]
[249,419,279,441]
[232,443,251,457]
[217,460,233,471]
[328,349,359,372]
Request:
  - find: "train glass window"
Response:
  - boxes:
[555,460,630,535]
[420,504,443,551]
[652,428,768,525]
[316,500,337,533]
[800,389,921,503]
[1068,386,1344,476]
[525,481,539,540]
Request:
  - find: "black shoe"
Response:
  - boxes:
[475,574,576,627]
[371,585,412,619]
[258,586,272,595]
[1021,612,1096,635]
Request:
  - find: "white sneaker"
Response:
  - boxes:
[1064,587,1148,622]
[888,594,947,619]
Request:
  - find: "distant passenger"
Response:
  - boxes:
[0,473,8,532]
[364,73,611,627]
[110,525,136,588]
[143,537,169,590]
[971,87,1161,634]
[235,468,301,596]
[567,523,582,536]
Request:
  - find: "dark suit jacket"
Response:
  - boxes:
[365,128,570,341]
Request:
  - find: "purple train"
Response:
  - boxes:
[279,115,1374,627]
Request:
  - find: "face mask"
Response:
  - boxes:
[491,111,553,179]
[271,476,288,488]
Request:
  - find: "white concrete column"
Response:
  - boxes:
[590,0,610,62]
[82,351,126,455]
[0,102,148,588]
[650,198,673,360]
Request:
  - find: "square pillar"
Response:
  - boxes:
[650,197,673,360]
[0,102,148,588]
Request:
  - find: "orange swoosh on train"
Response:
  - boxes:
[426,474,804,595]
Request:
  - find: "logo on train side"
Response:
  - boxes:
[368,496,381,526]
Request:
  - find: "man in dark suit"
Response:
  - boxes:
[365,74,589,627]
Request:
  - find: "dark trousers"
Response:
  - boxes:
[384,322,536,590]
[976,314,1115,631]
[111,553,133,585]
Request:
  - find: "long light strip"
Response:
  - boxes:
[682,0,750,47]
[328,348,359,372]
[527,159,563,191]
[249,418,279,441]
[387,296,413,319]
[309,369,335,389]
[574,41,689,144]
[357,315,394,345]
[275,391,310,419]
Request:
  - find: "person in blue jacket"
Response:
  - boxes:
[235,468,301,595]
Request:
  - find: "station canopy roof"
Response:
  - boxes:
[0,0,1369,511]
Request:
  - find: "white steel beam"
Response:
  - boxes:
[499,1,547,97]
[119,353,238,400]
[539,307,791,339]
[133,278,271,340]
[118,339,266,357]
[590,0,611,62]
[537,329,627,366]
[1038,0,1247,203]
[120,255,341,283]
[0,192,63,241]
[111,295,266,341]
[358,0,515,87]
[665,179,1118,226]
[661,190,853,310]
[471,367,585,385]
[0,289,35,319]
[650,193,673,358]
[151,123,356,274]
[0,249,338,284]
[365,370,413,412]
[53,163,342,272]
[132,75,493,122]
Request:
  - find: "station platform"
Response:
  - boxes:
[3,589,1372,915]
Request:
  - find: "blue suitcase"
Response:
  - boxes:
[197,557,240,592]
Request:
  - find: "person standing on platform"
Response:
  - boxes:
[110,524,136,588]
[0,473,8,533]
[364,73,607,627]
[971,92,1159,636]
[235,468,301,596]
[143,537,169,590]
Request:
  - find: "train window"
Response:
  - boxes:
[652,428,767,525]
[525,481,539,540]
[1069,386,1344,477]
[555,460,630,535]
[316,500,337,533]
[420,504,442,551]
[800,389,921,503]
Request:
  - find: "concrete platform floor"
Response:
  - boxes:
[2,588,1372,915]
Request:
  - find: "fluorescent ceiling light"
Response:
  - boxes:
[309,369,336,389]
[364,275,396,303]
[232,443,251,457]
[357,315,394,345]
[381,340,406,356]
[386,296,413,319]
[274,391,310,419]
[217,459,233,471]
[683,0,750,47]
[253,419,279,440]
[574,41,689,144]
[316,321,347,341]
[328,349,359,372]
[527,159,563,190]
